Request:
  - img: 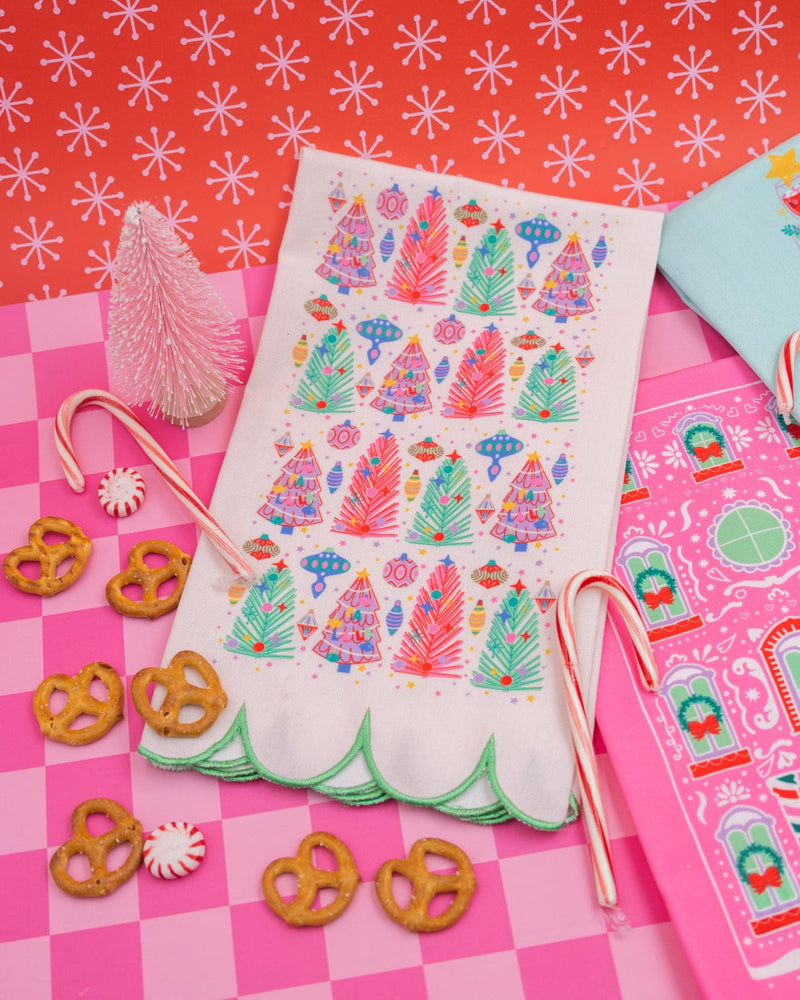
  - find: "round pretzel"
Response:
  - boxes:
[3,516,92,597]
[375,838,477,932]
[105,539,191,619]
[33,661,124,746]
[262,832,361,927]
[130,649,227,737]
[49,797,143,897]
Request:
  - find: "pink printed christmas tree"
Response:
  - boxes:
[491,452,557,552]
[316,194,377,294]
[386,187,448,304]
[370,335,432,421]
[441,324,505,419]
[108,202,244,427]
[332,430,402,537]
[314,570,382,674]
[393,558,464,678]
[532,232,594,323]
[258,441,324,535]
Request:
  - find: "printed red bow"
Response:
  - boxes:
[693,441,723,462]
[747,866,782,895]
[643,586,674,610]
[786,422,800,441]
[687,714,721,741]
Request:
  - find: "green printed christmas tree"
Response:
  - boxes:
[332,430,402,537]
[441,324,505,419]
[316,194,377,294]
[471,581,542,691]
[406,455,473,546]
[258,441,323,534]
[455,220,515,316]
[513,343,578,422]
[491,452,556,552]
[370,335,432,421]
[532,232,593,323]
[291,321,355,413]
[314,570,382,673]
[393,558,464,678]
[386,188,448,305]
[224,563,295,659]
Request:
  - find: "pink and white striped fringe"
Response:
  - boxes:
[776,329,800,416]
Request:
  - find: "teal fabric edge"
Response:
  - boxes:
[138,705,579,831]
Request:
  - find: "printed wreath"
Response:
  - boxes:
[676,693,722,734]
[735,843,785,887]
[632,566,676,603]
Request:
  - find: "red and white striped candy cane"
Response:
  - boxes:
[55,389,253,579]
[776,329,800,416]
[555,570,659,917]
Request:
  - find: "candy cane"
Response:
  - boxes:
[776,329,800,416]
[55,389,253,579]
[555,570,659,918]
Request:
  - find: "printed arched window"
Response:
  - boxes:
[673,412,745,483]
[620,453,650,505]
[617,537,703,642]
[767,397,800,458]
[761,618,800,734]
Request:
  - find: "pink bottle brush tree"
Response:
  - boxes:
[108,201,244,427]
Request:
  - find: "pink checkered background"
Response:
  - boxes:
[0,258,738,999]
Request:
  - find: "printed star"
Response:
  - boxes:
[429,186,442,199]
[333,320,347,332]
[447,449,461,463]
[353,193,365,205]
[527,451,540,461]
[408,334,421,345]
[767,148,800,187]
[274,559,288,572]
[511,578,527,595]
[552,342,566,352]
[491,218,505,232]
[440,555,454,568]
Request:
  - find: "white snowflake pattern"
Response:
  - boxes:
[543,134,594,186]
[727,424,752,449]
[161,195,197,239]
[27,284,67,301]
[465,41,517,95]
[415,153,455,174]
[0,79,33,132]
[180,10,233,65]
[529,1,582,50]
[458,0,506,25]
[218,220,270,268]
[0,148,48,201]
[343,130,392,159]
[85,240,114,289]
[103,0,157,40]
[633,449,659,477]
[320,0,373,46]
[599,21,650,75]
[736,70,785,124]
[722,486,737,500]
[534,65,585,119]
[330,61,382,116]
[668,46,718,101]
[613,158,664,206]
[11,217,63,269]
[33,0,76,13]
[118,56,171,110]
[604,91,655,143]
[664,0,714,30]
[661,442,687,468]
[732,2,782,54]
[266,106,320,157]
[254,0,294,16]
[207,151,258,204]
[394,15,445,70]
[71,172,123,224]
[194,82,246,135]
[402,86,453,140]
[747,138,771,158]
[278,182,293,209]
[40,31,95,87]
[256,36,309,91]
[755,417,781,443]
[56,102,110,155]
[674,114,724,167]
[0,9,16,53]
[473,110,524,164]
[132,126,185,179]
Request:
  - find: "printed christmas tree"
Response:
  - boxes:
[258,441,324,534]
[441,324,505,419]
[407,454,473,546]
[332,430,402,537]
[316,194,377,294]
[291,321,355,413]
[393,558,464,678]
[314,570,382,673]
[223,563,295,659]
[532,232,593,323]
[386,187,448,304]
[370,334,432,421]
[491,452,556,552]
[471,582,542,691]
[513,343,578,422]
[455,219,515,316]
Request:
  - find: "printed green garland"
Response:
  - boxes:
[676,693,722,733]
[683,422,725,459]
[632,565,676,602]
[735,843,785,886]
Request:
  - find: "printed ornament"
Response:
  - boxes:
[327,419,361,450]
[297,610,318,640]
[404,470,421,501]
[356,373,374,397]
[509,356,525,382]
[108,202,244,428]
[511,331,546,351]
[356,315,403,365]
[475,494,495,523]
[274,431,292,456]
[576,345,595,368]
[453,235,468,269]
[434,356,450,383]
[292,334,309,367]
[97,467,146,518]
[328,182,346,212]
[242,535,280,560]
[383,553,419,588]
[228,578,247,605]
[327,461,344,493]
[304,294,338,323]
[471,560,509,590]
[300,549,351,598]
[143,821,205,880]
[591,236,608,268]
[475,430,523,482]
[376,182,408,220]
[468,599,486,635]
[454,199,487,228]
[517,274,536,301]
[551,453,569,484]
[386,600,404,636]
[433,314,466,346]
[379,229,395,262]
[535,581,556,613]
[515,215,561,268]
[408,437,444,463]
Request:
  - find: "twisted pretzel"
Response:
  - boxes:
[3,516,91,597]
[262,832,361,927]
[49,798,143,897]
[105,539,191,619]
[131,649,227,737]
[33,661,124,745]
[375,838,476,932]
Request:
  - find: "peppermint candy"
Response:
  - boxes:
[143,821,205,879]
[97,467,146,517]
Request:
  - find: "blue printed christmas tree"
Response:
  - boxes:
[471,581,542,691]
[223,563,295,659]
[291,322,355,413]
[406,454,473,546]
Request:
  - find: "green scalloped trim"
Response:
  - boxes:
[138,706,578,831]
